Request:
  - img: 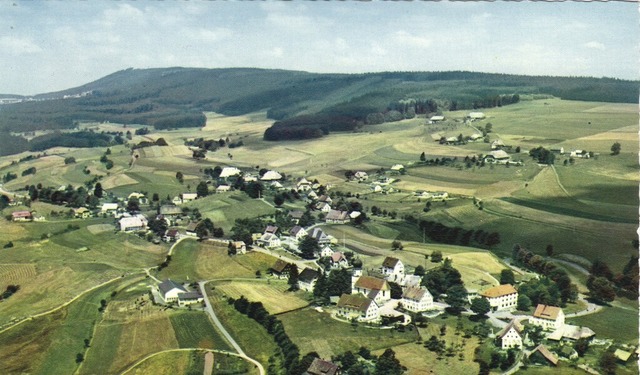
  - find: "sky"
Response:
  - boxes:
[0,1,638,95]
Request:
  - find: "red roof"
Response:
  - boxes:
[12,211,31,218]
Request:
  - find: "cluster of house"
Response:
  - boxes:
[479,283,596,365]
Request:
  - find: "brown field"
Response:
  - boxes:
[101,173,139,189]
[0,263,37,286]
[213,280,309,314]
[110,315,179,374]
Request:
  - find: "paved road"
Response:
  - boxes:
[198,281,265,375]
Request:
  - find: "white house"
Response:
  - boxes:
[298,268,321,292]
[429,115,445,122]
[219,167,242,178]
[480,284,518,312]
[74,207,91,219]
[181,193,198,202]
[101,203,119,215]
[119,215,147,232]
[400,287,434,312]
[381,257,404,281]
[296,178,312,191]
[230,241,247,255]
[289,226,308,242]
[570,150,590,159]
[353,276,391,305]
[310,228,332,246]
[260,170,282,181]
[530,304,565,331]
[336,293,380,322]
[178,292,204,307]
[484,150,511,164]
[468,112,485,119]
[256,233,281,249]
[354,171,368,181]
[316,202,332,213]
[320,245,334,258]
[390,164,404,171]
[216,185,231,193]
[158,279,187,304]
[497,320,524,349]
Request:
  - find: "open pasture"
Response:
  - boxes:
[278,308,419,358]
[170,310,232,351]
[212,280,309,315]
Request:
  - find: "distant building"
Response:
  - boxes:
[325,210,349,224]
[74,207,91,219]
[11,210,32,222]
[304,358,340,375]
[381,257,404,280]
[353,276,391,305]
[101,203,119,215]
[468,112,485,119]
[260,170,282,181]
[119,215,148,232]
[298,268,321,292]
[484,150,511,164]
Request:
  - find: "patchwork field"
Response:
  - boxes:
[212,280,309,314]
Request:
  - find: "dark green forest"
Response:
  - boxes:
[0,68,636,154]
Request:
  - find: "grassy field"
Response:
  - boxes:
[169,310,233,351]
[212,280,309,315]
[568,303,639,344]
[278,308,419,359]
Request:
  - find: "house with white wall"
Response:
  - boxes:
[480,284,518,311]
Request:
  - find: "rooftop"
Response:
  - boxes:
[480,284,517,298]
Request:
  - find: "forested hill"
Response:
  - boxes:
[0,67,636,150]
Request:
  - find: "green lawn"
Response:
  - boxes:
[568,304,639,344]
[169,310,232,351]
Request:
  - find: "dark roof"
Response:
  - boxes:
[299,268,321,283]
[186,221,199,232]
[354,276,389,291]
[326,210,349,221]
[288,210,304,219]
[337,293,374,313]
[271,259,295,273]
[382,256,401,268]
[530,345,559,366]
[265,225,279,234]
[178,291,202,300]
[305,358,340,375]
[402,287,430,301]
[165,229,179,237]
[160,205,182,215]
[158,279,187,295]
[290,226,305,236]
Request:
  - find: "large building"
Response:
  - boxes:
[336,293,379,322]
[400,287,434,312]
[530,304,565,331]
[480,284,518,311]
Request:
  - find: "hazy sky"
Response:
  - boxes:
[1,1,638,95]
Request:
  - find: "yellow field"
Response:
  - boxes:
[128,350,192,375]
[101,173,139,189]
[213,280,309,314]
[110,315,179,374]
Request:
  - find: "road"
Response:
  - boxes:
[198,281,265,375]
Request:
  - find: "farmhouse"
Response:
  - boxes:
[11,210,32,222]
[354,171,368,181]
[298,268,321,292]
[119,215,148,232]
[261,170,282,181]
[216,184,231,193]
[353,276,391,305]
[429,115,445,122]
[181,193,198,202]
[177,291,204,307]
[400,287,434,312]
[468,112,486,119]
[270,259,296,279]
[288,210,304,223]
[219,166,241,178]
[74,207,91,219]
[529,345,559,367]
[158,279,187,304]
[330,252,349,269]
[325,210,349,224]
[304,358,340,375]
[497,319,524,349]
[163,228,179,242]
[484,150,511,164]
[469,133,483,142]
[230,241,247,254]
[310,228,332,246]
[480,284,518,311]
[185,221,198,237]
[491,140,506,150]
[336,293,380,322]
[315,202,332,213]
[530,304,565,331]
[381,257,404,280]
[570,149,590,158]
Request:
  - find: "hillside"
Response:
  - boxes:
[0,68,637,155]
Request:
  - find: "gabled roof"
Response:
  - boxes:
[310,228,329,241]
[497,319,523,339]
[288,210,304,219]
[382,256,401,268]
[160,205,182,215]
[265,225,279,234]
[290,226,305,236]
[186,221,199,232]
[326,210,349,221]
[480,284,517,298]
[165,229,179,237]
[261,170,282,181]
[219,166,241,178]
[158,279,187,295]
[533,304,563,320]
[298,268,321,284]
[402,287,431,301]
[305,358,340,375]
[614,349,632,362]
[354,276,389,291]
[12,210,32,218]
[271,259,294,273]
[337,293,375,312]
[331,251,347,263]
[530,345,558,366]
[178,291,202,300]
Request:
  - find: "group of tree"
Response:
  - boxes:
[313,268,353,305]
[528,146,555,165]
[22,183,101,208]
[230,217,266,245]
[0,285,19,301]
[194,218,223,239]
[131,137,168,150]
[421,259,468,313]
[99,149,114,170]
[28,130,120,152]
[414,219,501,248]
[512,244,578,304]
[229,296,301,373]
[587,256,638,302]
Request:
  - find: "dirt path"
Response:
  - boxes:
[203,351,214,375]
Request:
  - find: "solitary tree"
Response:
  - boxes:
[499,269,515,285]
[196,181,209,198]
[610,142,621,155]
[545,244,554,257]
[420,152,426,162]
[299,236,320,260]
[93,182,103,198]
[287,266,299,291]
[470,297,491,317]
[176,171,184,184]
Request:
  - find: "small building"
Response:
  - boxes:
[468,112,486,120]
[530,304,565,331]
[264,225,279,235]
[325,210,349,224]
[298,268,321,292]
[304,358,340,375]
[260,170,282,181]
[336,293,380,322]
[480,284,518,311]
[320,245,334,258]
[177,291,204,307]
[491,140,506,150]
[381,257,404,280]
[429,115,445,122]
[310,228,332,246]
[316,202,332,213]
[497,320,524,349]
[181,193,198,202]
[330,252,349,269]
[270,259,296,279]
[158,279,188,304]
[11,210,32,222]
[570,149,590,159]
[353,276,391,305]
[256,233,281,249]
[101,203,119,215]
[614,349,633,363]
[216,185,231,193]
[469,133,483,142]
[390,164,404,171]
[74,207,91,219]
[231,241,247,255]
[529,345,558,367]
[288,210,304,223]
[296,178,313,192]
[289,226,308,242]
[484,150,511,164]
[400,287,434,312]
[185,221,199,237]
[163,229,179,242]
[354,171,368,181]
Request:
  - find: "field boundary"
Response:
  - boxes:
[119,348,254,375]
